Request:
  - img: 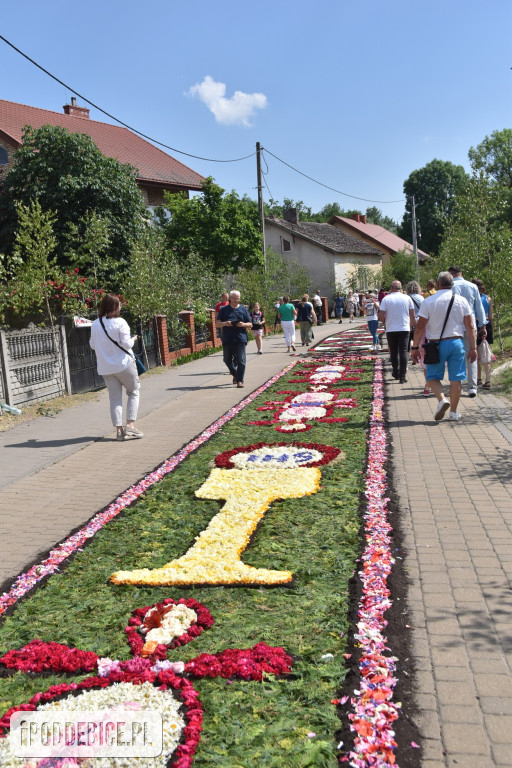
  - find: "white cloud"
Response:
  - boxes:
[187,75,267,126]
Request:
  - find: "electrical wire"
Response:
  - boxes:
[262,147,405,204]
[0,34,255,164]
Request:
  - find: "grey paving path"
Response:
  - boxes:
[0,322,340,584]
[386,360,512,767]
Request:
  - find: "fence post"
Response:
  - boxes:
[321,296,329,323]
[0,330,13,405]
[208,309,222,348]
[59,320,72,395]
[155,315,172,366]
[179,311,195,353]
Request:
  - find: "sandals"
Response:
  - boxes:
[483,381,491,389]
[477,379,483,386]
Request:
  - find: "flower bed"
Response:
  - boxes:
[0,326,400,767]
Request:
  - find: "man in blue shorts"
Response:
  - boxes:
[410,272,477,422]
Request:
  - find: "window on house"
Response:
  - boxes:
[281,238,291,253]
[0,147,8,165]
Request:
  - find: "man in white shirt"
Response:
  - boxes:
[378,281,416,384]
[312,291,323,325]
[411,272,477,422]
[448,265,486,397]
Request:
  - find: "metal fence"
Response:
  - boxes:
[0,311,217,408]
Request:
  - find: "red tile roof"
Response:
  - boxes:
[0,98,205,190]
[330,216,429,262]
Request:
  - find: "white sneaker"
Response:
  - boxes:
[468,388,477,398]
[434,399,450,421]
[449,411,461,421]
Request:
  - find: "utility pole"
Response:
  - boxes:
[256,142,266,267]
[411,195,420,279]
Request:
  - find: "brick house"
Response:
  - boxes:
[265,208,384,297]
[0,97,205,208]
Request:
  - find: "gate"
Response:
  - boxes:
[65,320,104,394]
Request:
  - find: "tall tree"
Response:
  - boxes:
[439,173,512,351]
[0,125,147,281]
[398,159,468,256]
[468,129,512,188]
[156,177,263,274]
[365,206,397,232]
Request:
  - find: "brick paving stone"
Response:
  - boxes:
[492,744,512,766]
[439,704,482,724]
[442,723,489,754]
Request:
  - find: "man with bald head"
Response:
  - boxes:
[378,281,416,384]
[216,290,252,388]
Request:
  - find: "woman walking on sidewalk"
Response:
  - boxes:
[90,294,143,441]
[250,302,265,354]
[278,295,298,352]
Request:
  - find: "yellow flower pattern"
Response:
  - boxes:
[111,466,321,586]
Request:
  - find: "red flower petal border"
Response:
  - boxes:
[215,442,341,469]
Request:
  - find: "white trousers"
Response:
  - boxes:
[463,331,478,390]
[102,363,140,427]
[281,320,296,347]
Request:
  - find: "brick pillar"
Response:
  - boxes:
[156,316,173,366]
[208,309,222,348]
[321,296,329,323]
[179,311,195,353]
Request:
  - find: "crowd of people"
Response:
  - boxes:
[92,271,494,438]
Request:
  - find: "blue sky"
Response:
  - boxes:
[1,0,511,225]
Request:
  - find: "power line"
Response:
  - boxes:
[262,147,405,204]
[0,34,255,164]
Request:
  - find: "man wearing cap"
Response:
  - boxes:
[448,266,486,397]
[411,272,477,421]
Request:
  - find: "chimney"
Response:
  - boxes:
[63,97,90,119]
[283,207,300,225]
[361,214,367,224]
[351,213,361,223]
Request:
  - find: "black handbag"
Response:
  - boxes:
[99,317,146,375]
[422,296,455,365]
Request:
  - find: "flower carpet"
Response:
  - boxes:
[0,326,408,767]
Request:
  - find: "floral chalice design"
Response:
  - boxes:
[111,443,341,587]
[0,597,293,768]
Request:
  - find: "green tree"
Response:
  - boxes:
[122,230,223,352]
[468,129,512,188]
[0,200,90,327]
[381,249,418,288]
[235,247,310,319]
[156,177,263,274]
[365,206,397,232]
[66,212,111,291]
[398,159,469,256]
[0,125,147,279]
[439,173,512,352]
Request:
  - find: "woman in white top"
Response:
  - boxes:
[89,294,143,440]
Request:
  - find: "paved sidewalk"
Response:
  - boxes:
[0,322,339,585]
[387,360,512,767]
